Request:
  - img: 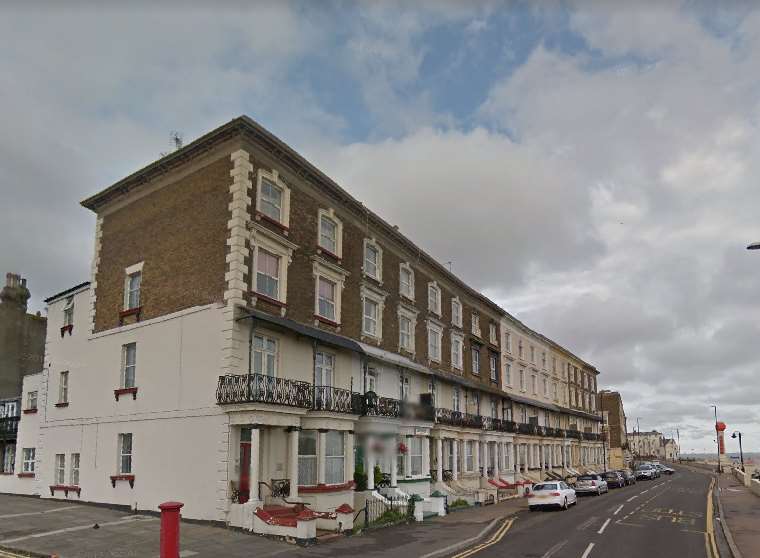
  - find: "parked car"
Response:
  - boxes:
[635,464,657,480]
[618,469,636,485]
[602,471,626,488]
[655,464,675,475]
[528,481,577,511]
[575,474,609,496]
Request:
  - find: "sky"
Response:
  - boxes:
[2,1,760,453]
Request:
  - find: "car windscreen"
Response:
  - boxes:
[578,475,595,480]
[602,473,617,478]
[533,483,557,491]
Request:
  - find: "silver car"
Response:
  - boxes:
[574,474,609,496]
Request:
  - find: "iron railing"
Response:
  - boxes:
[363,394,402,418]
[0,417,19,440]
[313,386,357,414]
[434,408,482,428]
[216,374,313,409]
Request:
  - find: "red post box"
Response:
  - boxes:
[159,501,184,558]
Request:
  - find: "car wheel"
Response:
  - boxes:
[596,488,601,496]
[562,497,568,510]
[529,505,536,512]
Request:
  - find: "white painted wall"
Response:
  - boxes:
[0,373,41,495]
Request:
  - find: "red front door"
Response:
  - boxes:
[239,442,251,503]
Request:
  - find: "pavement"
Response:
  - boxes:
[0,493,524,558]
[717,472,760,558]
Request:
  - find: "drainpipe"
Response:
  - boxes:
[247,318,255,400]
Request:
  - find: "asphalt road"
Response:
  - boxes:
[465,465,711,558]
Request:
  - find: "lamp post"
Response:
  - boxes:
[731,431,745,472]
[711,405,721,473]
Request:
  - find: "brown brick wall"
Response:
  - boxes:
[244,141,502,393]
[93,156,232,332]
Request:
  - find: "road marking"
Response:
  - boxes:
[597,518,611,534]
[0,516,158,544]
[577,516,598,531]
[613,504,624,515]
[705,477,719,558]
[541,539,568,558]
[626,495,638,502]
[449,516,515,558]
[0,505,80,519]
[580,542,595,558]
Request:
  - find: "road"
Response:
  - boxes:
[455,465,712,558]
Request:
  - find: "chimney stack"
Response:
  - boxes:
[1,272,31,312]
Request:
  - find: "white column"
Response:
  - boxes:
[390,436,398,487]
[345,431,355,484]
[540,445,546,472]
[474,440,481,476]
[481,442,488,478]
[405,436,412,478]
[423,437,430,478]
[288,428,299,499]
[317,430,327,484]
[366,436,375,490]
[250,427,260,501]
[513,443,519,473]
[452,439,459,480]
[436,438,443,483]
[493,443,500,478]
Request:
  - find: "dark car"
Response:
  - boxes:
[602,471,626,488]
[618,469,636,485]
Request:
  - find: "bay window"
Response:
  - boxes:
[325,431,344,485]
[410,437,423,476]
[298,431,317,486]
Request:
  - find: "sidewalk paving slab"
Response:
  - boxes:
[718,473,760,558]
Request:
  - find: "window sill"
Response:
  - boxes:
[316,247,342,263]
[0,472,14,476]
[114,387,138,401]
[110,474,135,488]
[50,484,81,497]
[251,292,286,308]
[17,472,35,478]
[255,211,289,234]
[23,408,38,414]
[60,324,74,337]
[314,315,340,328]
[298,481,354,493]
[55,402,69,408]
[119,306,142,325]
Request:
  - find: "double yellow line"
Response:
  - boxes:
[705,477,719,558]
[450,516,516,558]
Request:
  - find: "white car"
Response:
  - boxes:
[528,481,577,511]
[575,474,609,495]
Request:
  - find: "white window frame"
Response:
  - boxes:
[426,319,443,363]
[399,375,410,401]
[366,367,378,393]
[410,437,423,477]
[27,391,37,411]
[2,444,14,474]
[255,168,291,228]
[121,343,136,388]
[252,334,278,377]
[399,262,415,300]
[465,441,474,472]
[118,433,132,475]
[251,222,297,306]
[325,431,345,485]
[59,371,69,404]
[451,331,464,370]
[489,323,497,345]
[70,453,80,485]
[504,363,512,386]
[471,314,481,337]
[362,238,383,282]
[519,369,526,392]
[397,304,418,353]
[360,284,386,340]
[452,386,461,412]
[317,208,343,258]
[22,448,35,473]
[471,344,480,375]
[504,331,511,353]
[123,262,144,310]
[530,345,535,363]
[427,282,441,316]
[313,259,347,324]
[298,431,318,486]
[451,297,462,328]
[254,248,281,301]
[489,353,498,381]
[55,454,65,485]
[543,376,548,397]
[63,296,74,327]
[531,374,537,395]
[518,340,524,359]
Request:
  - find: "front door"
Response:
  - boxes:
[239,440,251,503]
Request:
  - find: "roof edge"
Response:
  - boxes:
[44,281,91,304]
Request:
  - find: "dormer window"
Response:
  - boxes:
[427,283,441,315]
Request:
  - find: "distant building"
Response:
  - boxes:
[663,438,679,461]
[0,273,46,476]
[599,390,629,469]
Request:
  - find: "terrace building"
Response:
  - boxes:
[2,117,604,535]
[598,390,629,469]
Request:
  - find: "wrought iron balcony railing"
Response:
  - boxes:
[313,386,357,414]
[0,416,20,440]
[362,393,402,418]
[434,408,482,429]
[566,429,583,440]
[517,422,537,435]
[216,374,313,409]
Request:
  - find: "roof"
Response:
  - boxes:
[44,281,91,304]
[80,115,599,374]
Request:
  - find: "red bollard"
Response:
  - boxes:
[159,501,184,558]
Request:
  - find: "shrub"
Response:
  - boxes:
[449,498,469,509]
[374,465,383,488]
[354,463,368,491]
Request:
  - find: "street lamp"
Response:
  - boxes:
[711,405,721,473]
[731,431,745,472]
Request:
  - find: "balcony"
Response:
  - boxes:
[434,408,482,429]
[566,429,583,440]
[583,432,601,441]
[312,386,357,414]
[517,423,537,435]
[216,374,313,409]
[362,394,402,418]
[0,416,20,441]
